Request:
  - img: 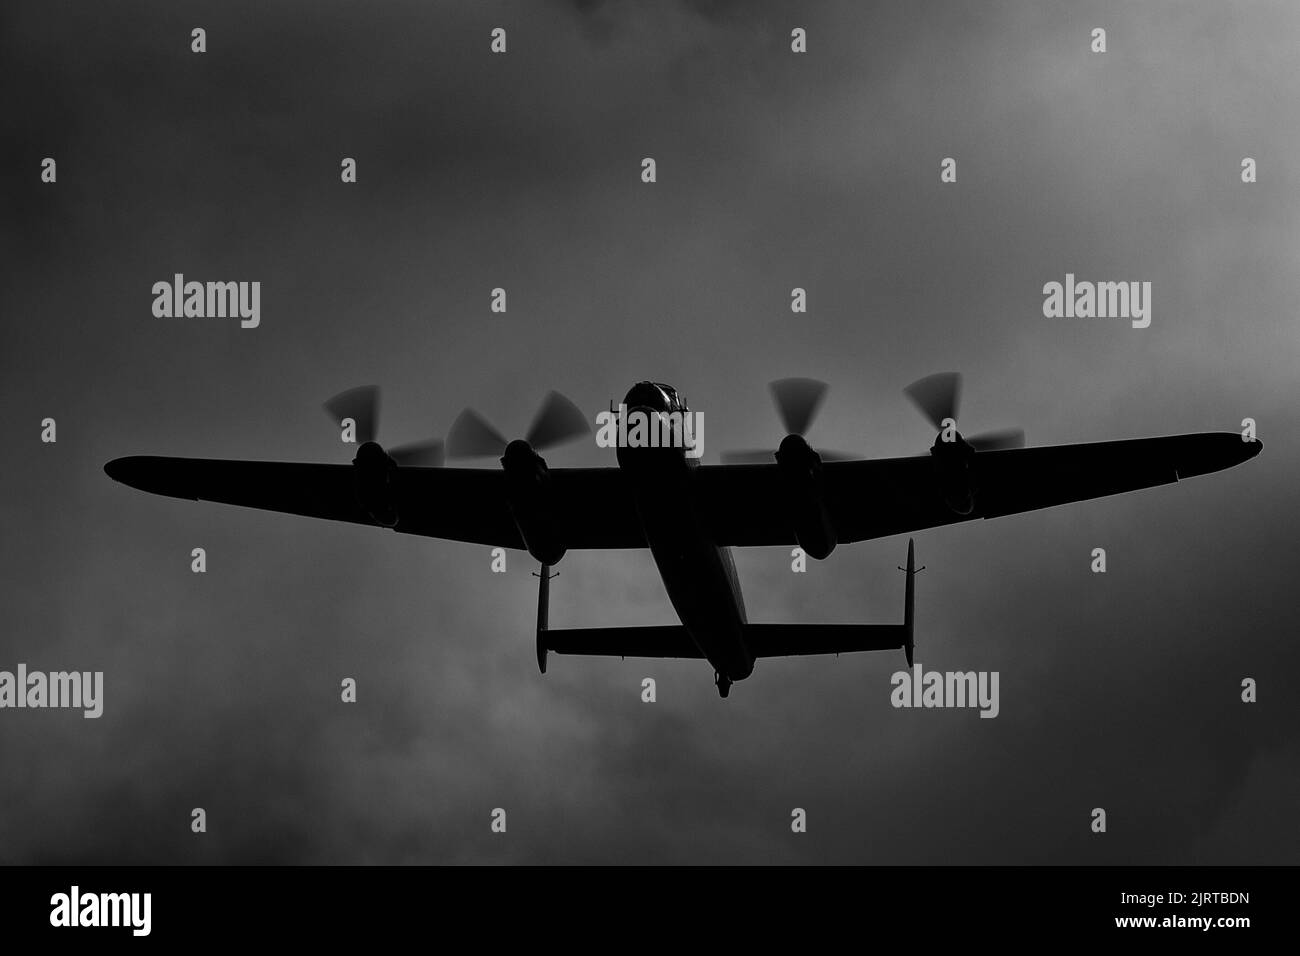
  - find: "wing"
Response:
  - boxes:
[697,432,1261,546]
[104,457,646,549]
[105,432,1259,550]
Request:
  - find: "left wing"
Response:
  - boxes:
[104,457,645,549]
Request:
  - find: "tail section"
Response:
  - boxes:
[742,539,923,661]
[535,542,923,674]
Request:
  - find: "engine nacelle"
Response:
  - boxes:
[931,433,977,515]
[501,439,567,565]
[775,434,837,560]
[353,441,399,527]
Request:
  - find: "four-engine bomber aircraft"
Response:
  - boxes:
[105,374,1261,697]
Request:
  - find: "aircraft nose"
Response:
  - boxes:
[622,382,669,412]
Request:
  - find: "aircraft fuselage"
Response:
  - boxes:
[617,383,754,686]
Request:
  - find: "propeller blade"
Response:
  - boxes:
[324,386,380,445]
[967,429,1025,452]
[903,372,962,431]
[770,378,828,437]
[525,391,590,452]
[389,439,445,467]
[446,409,508,459]
[720,449,779,465]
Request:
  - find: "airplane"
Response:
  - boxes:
[104,373,1262,698]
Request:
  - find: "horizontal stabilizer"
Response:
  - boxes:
[743,623,905,658]
[541,540,919,664]
[747,537,917,660]
[543,622,906,660]
[545,625,704,660]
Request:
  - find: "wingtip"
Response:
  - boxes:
[1172,433,1263,479]
[1227,434,1263,465]
[103,456,155,491]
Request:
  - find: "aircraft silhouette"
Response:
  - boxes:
[105,375,1261,697]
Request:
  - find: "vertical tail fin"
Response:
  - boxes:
[534,564,554,673]
[899,539,923,667]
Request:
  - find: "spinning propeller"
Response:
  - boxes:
[902,372,1024,451]
[323,386,445,466]
[721,378,859,464]
[446,391,590,460]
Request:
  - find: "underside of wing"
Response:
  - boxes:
[105,456,379,526]
[105,432,1258,551]
[695,432,1261,546]
[104,457,645,549]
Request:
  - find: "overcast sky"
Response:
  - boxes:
[1,0,1297,864]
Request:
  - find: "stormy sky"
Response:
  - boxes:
[1,0,1297,864]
